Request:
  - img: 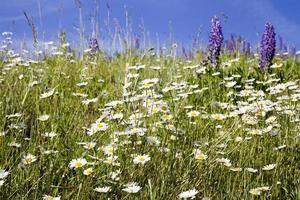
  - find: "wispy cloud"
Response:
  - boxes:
[231,0,300,45]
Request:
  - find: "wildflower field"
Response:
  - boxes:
[1,14,300,200]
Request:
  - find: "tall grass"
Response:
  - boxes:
[0,3,300,199]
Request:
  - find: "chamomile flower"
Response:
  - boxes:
[225,81,237,88]
[82,97,98,105]
[42,195,61,200]
[102,144,117,156]
[193,149,208,161]
[22,153,37,165]
[216,158,232,167]
[262,164,276,171]
[83,167,93,176]
[82,142,96,150]
[92,122,108,132]
[187,110,200,118]
[249,188,261,196]
[179,189,198,199]
[42,131,57,138]
[133,154,151,165]
[94,186,111,193]
[245,168,258,173]
[40,88,55,99]
[38,114,50,121]
[146,136,161,146]
[211,113,226,121]
[122,182,141,193]
[69,158,87,169]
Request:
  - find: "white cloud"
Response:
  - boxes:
[231,0,300,45]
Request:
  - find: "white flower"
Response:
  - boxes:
[82,97,98,105]
[42,132,57,138]
[92,122,108,132]
[76,82,88,87]
[249,186,270,196]
[0,169,9,179]
[229,167,242,172]
[225,81,237,88]
[133,154,151,165]
[42,195,61,200]
[187,111,200,118]
[179,189,198,199]
[102,144,117,156]
[245,168,258,173]
[112,113,123,120]
[193,149,208,161]
[146,136,161,146]
[211,113,226,121]
[38,114,50,121]
[69,158,87,169]
[6,113,22,119]
[72,92,88,98]
[94,186,111,193]
[81,142,96,150]
[270,63,283,69]
[22,153,37,165]
[216,158,232,167]
[0,180,4,187]
[83,168,93,176]
[262,164,276,171]
[40,88,55,99]
[122,182,141,193]
[87,126,98,136]
[249,188,261,196]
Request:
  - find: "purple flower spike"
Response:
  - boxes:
[259,22,276,68]
[89,38,100,56]
[208,16,224,67]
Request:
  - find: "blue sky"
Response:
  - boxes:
[1,0,300,50]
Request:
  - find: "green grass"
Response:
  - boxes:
[0,52,299,199]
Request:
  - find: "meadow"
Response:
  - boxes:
[0,18,300,200]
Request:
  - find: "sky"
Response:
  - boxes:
[1,0,300,50]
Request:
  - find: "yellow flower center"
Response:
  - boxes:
[138,156,145,161]
[74,162,82,168]
[26,157,33,163]
[195,154,204,160]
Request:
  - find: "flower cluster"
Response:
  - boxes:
[208,16,224,67]
[259,22,276,68]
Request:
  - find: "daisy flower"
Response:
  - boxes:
[179,189,198,199]
[83,168,93,176]
[92,122,108,132]
[42,195,61,200]
[133,154,151,165]
[193,149,208,161]
[122,182,141,193]
[249,189,261,196]
[187,111,200,118]
[38,114,50,121]
[82,142,96,150]
[69,158,87,169]
[245,168,258,173]
[22,153,37,165]
[211,113,226,121]
[94,186,111,193]
[42,131,57,138]
[40,88,55,99]
[262,164,276,171]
